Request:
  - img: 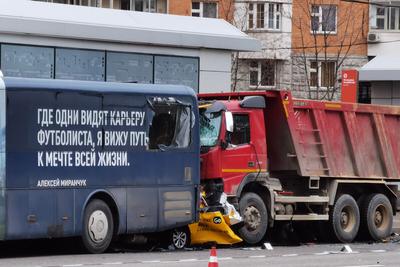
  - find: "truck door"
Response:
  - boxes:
[221,113,256,195]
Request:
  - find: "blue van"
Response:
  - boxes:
[0,74,199,253]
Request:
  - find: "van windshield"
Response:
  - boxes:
[199,109,221,147]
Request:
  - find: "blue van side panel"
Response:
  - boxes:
[6,189,75,239]
[126,187,158,233]
[0,81,5,240]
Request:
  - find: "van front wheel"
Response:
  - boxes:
[82,199,114,254]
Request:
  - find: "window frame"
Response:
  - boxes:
[248,60,276,88]
[247,2,282,31]
[227,113,251,148]
[309,61,336,88]
[147,98,193,151]
[310,5,337,34]
[191,1,218,18]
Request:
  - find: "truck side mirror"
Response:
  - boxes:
[225,112,234,132]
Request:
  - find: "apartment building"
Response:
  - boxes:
[34,0,234,19]
[358,1,400,105]
[291,0,368,100]
[2,1,260,93]
[232,0,292,92]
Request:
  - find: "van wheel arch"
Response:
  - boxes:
[84,191,120,236]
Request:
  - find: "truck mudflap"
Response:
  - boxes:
[189,211,242,245]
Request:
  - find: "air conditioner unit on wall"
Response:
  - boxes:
[367,32,380,43]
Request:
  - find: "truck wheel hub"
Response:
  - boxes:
[88,210,108,243]
[374,204,387,229]
[340,206,355,232]
[244,206,261,231]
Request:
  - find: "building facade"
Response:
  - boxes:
[233,0,292,92]
[1,1,260,93]
[33,0,234,19]
[32,0,372,100]
[358,1,400,105]
[291,0,368,100]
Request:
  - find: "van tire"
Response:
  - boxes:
[82,199,114,254]
[331,194,360,243]
[361,194,393,241]
[170,226,191,249]
[238,192,268,244]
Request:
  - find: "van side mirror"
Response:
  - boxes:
[225,112,233,132]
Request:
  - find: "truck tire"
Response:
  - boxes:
[82,199,114,254]
[238,192,268,244]
[331,194,360,243]
[361,193,393,241]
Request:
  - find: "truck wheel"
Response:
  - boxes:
[82,199,114,254]
[170,226,190,249]
[331,194,360,243]
[238,192,268,244]
[361,193,393,241]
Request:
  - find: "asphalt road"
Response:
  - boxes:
[0,214,398,267]
[0,241,399,267]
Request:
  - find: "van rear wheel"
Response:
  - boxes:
[82,199,114,254]
[238,192,268,244]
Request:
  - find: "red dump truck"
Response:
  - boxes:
[198,90,400,244]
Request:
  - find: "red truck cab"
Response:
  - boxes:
[200,99,267,196]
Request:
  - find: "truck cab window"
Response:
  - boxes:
[199,109,222,147]
[228,114,250,146]
[148,99,192,150]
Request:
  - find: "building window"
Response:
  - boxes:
[192,2,218,18]
[310,61,336,87]
[248,4,254,28]
[376,7,385,29]
[249,60,275,87]
[34,0,102,7]
[33,0,167,12]
[132,0,156,12]
[311,5,337,33]
[373,6,400,30]
[248,3,282,30]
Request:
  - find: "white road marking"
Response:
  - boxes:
[340,265,384,267]
[282,254,298,257]
[218,257,233,260]
[370,250,386,253]
[249,255,266,258]
[62,265,83,267]
[314,251,330,255]
[141,260,161,263]
[178,259,198,262]
[102,262,123,265]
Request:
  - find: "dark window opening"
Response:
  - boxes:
[148,99,192,150]
[228,114,250,146]
[121,0,130,10]
[358,82,371,104]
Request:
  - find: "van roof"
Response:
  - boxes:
[3,77,196,98]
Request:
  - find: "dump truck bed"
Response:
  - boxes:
[199,91,400,180]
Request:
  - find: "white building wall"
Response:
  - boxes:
[366,2,400,105]
[0,33,232,92]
